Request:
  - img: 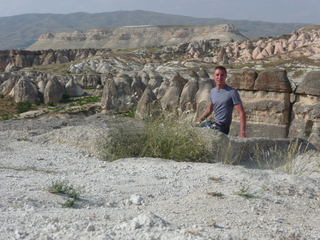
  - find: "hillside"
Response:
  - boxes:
[0,10,309,50]
[26,24,248,51]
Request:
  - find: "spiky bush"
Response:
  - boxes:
[98,113,209,162]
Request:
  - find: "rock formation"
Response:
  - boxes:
[44,76,65,104]
[288,71,320,149]
[26,24,247,51]
[135,86,160,120]
[13,76,38,104]
[160,73,187,111]
[1,26,320,74]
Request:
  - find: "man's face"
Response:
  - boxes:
[213,69,227,88]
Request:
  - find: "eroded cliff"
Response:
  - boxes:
[26,24,247,50]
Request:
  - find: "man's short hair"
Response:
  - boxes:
[214,66,227,74]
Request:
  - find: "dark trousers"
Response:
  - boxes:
[199,121,230,135]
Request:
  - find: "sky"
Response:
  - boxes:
[0,0,319,25]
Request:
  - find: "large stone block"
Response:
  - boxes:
[196,127,315,164]
[236,90,291,125]
[253,67,292,93]
[227,68,258,90]
[230,122,288,139]
[289,95,320,149]
[296,71,320,96]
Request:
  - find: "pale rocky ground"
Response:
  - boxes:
[0,115,320,240]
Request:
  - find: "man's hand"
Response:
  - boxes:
[193,121,201,127]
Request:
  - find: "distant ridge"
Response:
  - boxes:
[26,24,248,50]
[0,10,309,50]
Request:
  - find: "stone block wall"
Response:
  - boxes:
[227,68,320,149]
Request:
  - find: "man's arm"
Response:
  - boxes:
[235,103,246,137]
[199,102,213,122]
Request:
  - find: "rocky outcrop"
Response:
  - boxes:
[288,71,320,149]
[135,86,159,120]
[13,76,38,104]
[0,49,108,72]
[65,78,84,97]
[0,72,85,104]
[160,73,187,111]
[26,24,247,51]
[44,76,65,104]
[1,27,320,74]
[194,69,214,121]
[187,27,320,65]
[101,75,119,111]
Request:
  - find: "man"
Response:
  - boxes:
[197,66,246,137]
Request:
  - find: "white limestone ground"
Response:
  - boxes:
[0,120,320,239]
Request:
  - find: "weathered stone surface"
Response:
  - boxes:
[27,24,247,51]
[0,75,19,95]
[131,76,146,102]
[194,70,214,120]
[230,122,288,139]
[37,79,46,94]
[160,73,187,110]
[228,69,258,90]
[148,72,163,90]
[179,72,199,113]
[238,90,292,125]
[197,127,316,163]
[65,78,84,97]
[254,68,292,93]
[101,76,118,110]
[41,50,56,65]
[76,74,102,87]
[135,86,160,120]
[44,76,65,103]
[288,95,320,149]
[295,71,320,96]
[13,76,38,104]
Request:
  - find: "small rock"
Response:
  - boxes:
[130,194,143,205]
[87,223,95,232]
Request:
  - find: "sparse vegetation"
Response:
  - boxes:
[98,113,209,162]
[60,93,71,103]
[244,139,313,174]
[234,183,257,199]
[207,192,224,198]
[48,180,82,208]
[292,69,304,79]
[16,101,32,114]
[208,176,223,182]
[75,96,101,105]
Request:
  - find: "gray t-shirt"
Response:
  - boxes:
[210,85,242,126]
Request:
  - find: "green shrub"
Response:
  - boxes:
[0,94,4,99]
[0,115,10,121]
[99,113,209,162]
[47,101,54,106]
[48,180,82,208]
[123,108,136,118]
[16,101,31,114]
[60,93,71,103]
